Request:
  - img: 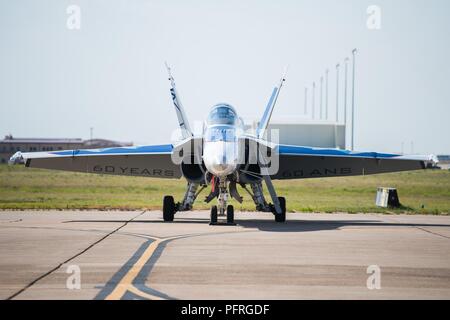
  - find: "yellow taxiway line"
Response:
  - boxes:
[104,230,249,300]
[105,237,166,300]
[127,285,164,300]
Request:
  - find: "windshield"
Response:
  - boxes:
[207,105,237,125]
[205,127,236,142]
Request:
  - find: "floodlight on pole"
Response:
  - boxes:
[325,69,329,120]
[351,48,357,151]
[312,82,316,119]
[344,57,349,148]
[320,76,323,119]
[344,58,349,124]
[304,87,308,114]
[336,63,340,123]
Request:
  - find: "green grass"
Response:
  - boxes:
[0,165,449,214]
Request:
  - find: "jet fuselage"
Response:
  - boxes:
[203,103,244,178]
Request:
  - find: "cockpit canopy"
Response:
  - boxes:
[207,104,237,126]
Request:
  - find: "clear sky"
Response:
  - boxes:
[1,0,449,154]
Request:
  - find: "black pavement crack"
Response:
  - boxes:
[384,215,450,241]
[414,225,450,240]
[6,210,146,300]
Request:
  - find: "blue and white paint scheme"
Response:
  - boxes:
[9,64,438,224]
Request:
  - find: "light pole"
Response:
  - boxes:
[325,69,329,120]
[344,57,349,148]
[304,87,308,115]
[320,76,323,119]
[351,48,357,151]
[336,63,340,123]
[90,127,93,141]
[312,82,316,119]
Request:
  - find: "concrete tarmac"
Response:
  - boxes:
[0,210,450,300]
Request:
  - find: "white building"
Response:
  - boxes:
[245,117,346,149]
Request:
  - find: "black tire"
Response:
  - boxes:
[227,205,234,224]
[163,195,175,222]
[210,206,218,224]
[274,197,286,223]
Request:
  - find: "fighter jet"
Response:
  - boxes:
[9,64,438,224]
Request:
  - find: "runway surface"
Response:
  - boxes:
[0,210,450,300]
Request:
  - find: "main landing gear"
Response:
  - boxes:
[162,182,206,222]
[163,195,176,222]
[274,197,286,223]
[241,181,286,223]
[162,177,286,224]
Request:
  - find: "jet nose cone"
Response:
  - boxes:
[203,140,239,177]
[209,163,236,177]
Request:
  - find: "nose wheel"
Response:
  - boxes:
[226,205,234,224]
[210,206,218,224]
[210,204,235,225]
[209,177,236,225]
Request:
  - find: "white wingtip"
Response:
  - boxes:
[9,151,24,165]
[430,154,439,166]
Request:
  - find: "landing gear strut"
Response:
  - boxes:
[242,182,287,223]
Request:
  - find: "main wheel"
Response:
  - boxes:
[163,195,175,222]
[226,205,234,224]
[210,206,218,224]
[274,197,286,223]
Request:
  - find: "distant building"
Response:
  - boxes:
[245,117,346,149]
[437,155,450,162]
[0,134,133,164]
[437,155,450,170]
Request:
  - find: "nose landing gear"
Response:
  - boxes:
[209,177,236,225]
[209,204,235,225]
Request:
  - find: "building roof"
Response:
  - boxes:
[83,139,133,147]
[1,136,83,144]
[1,135,132,146]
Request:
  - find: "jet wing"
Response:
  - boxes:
[9,144,183,179]
[272,144,438,180]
